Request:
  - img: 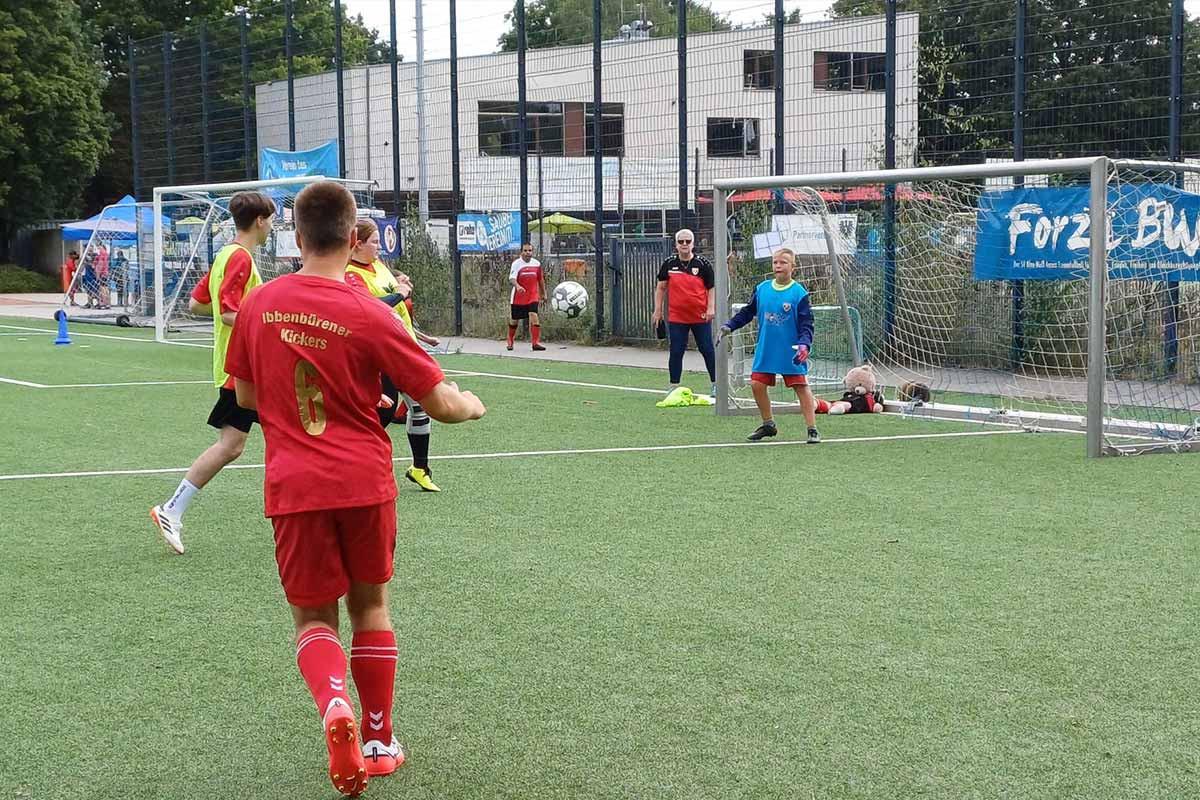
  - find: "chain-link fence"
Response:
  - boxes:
[127,0,1200,342]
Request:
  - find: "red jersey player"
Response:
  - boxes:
[225,181,485,796]
[506,242,546,351]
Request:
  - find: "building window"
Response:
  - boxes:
[707,118,760,159]
[584,102,624,157]
[743,49,774,90]
[813,51,885,92]
[478,101,623,157]
[478,101,564,157]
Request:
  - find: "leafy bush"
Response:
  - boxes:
[0,264,60,293]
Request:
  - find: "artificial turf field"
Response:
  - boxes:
[0,320,1196,800]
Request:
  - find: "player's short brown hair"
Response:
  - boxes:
[774,247,797,262]
[294,181,358,255]
[228,191,276,232]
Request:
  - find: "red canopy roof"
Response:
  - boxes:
[698,186,935,204]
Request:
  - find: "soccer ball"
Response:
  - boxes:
[551,281,588,318]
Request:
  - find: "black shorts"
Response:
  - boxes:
[207,387,258,433]
[510,302,538,321]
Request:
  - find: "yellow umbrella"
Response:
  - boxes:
[528,212,595,234]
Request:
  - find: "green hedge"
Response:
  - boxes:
[0,264,60,294]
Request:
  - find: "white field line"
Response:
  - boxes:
[0,428,1028,482]
[0,323,157,343]
[442,368,665,395]
[0,376,48,388]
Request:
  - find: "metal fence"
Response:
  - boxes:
[127,0,1200,341]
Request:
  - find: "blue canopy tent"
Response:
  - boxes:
[61,195,169,244]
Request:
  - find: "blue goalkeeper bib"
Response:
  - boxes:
[751,280,809,376]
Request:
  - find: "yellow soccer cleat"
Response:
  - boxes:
[405,466,440,493]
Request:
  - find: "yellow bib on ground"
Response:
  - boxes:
[208,243,261,387]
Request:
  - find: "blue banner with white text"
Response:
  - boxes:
[455,212,523,252]
[974,183,1200,281]
[258,140,340,181]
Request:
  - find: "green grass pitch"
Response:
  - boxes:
[0,321,1196,800]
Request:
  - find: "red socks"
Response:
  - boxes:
[296,626,352,716]
[531,324,541,346]
[506,324,517,346]
[351,630,398,743]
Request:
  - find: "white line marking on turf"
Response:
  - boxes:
[0,375,210,389]
[0,376,48,388]
[442,368,665,394]
[0,428,1026,481]
[0,324,157,343]
[49,380,212,388]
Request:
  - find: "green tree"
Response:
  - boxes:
[80,0,389,210]
[498,0,730,51]
[831,0,1200,164]
[0,0,109,259]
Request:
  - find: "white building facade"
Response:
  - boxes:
[254,14,918,212]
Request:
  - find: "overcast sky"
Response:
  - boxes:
[343,1,833,62]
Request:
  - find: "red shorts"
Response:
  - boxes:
[270,501,397,608]
[751,371,808,388]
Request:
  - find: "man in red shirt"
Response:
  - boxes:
[225,181,485,797]
[506,242,547,351]
[650,228,717,393]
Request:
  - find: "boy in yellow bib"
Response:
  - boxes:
[151,191,276,553]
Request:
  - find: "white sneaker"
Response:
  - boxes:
[361,735,405,777]
[150,505,184,554]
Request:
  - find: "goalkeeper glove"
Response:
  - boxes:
[716,326,731,346]
[792,344,809,365]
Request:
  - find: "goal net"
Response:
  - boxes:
[713,157,1200,456]
[151,176,377,345]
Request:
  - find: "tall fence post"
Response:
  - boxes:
[200,23,211,183]
[774,0,784,176]
[882,0,897,340]
[389,0,402,213]
[129,36,142,199]
[593,0,605,336]
[1166,0,1184,372]
[1011,0,1027,368]
[240,11,253,179]
[163,33,176,184]
[678,2,688,225]
[335,0,345,178]
[415,0,429,222]
[450,0,463,335]
[285,0,296,150]
[517,1,529,243]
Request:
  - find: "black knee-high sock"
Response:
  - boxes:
[407,433,430,472]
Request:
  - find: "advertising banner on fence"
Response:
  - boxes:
[974,183,1200,281]
[258,140,340,181]
[374,217,402,259]
[456,212,523,252]
[752,214,857,259]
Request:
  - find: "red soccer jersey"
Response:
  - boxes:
[509,258,542,304]
[224,273,445,517]
[190,249,253,314]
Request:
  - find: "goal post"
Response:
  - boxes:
[151,176,377,345]
[713,156,1200,457]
